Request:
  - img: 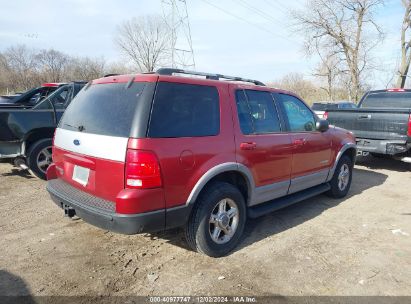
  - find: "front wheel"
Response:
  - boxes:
[185,182,246,257]
[326,155,353,198]
[27,139,53,180]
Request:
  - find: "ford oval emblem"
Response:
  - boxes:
[73,139,80,146]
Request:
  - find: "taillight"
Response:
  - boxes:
[323,112,328,120]
[125,150,162,189]
[387,88,405,92]
[408,114,411,137]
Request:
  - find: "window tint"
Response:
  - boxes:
[361,92,411,108]
[235,90,281,134]
[235,90,254,134]
[50,87,69,109]
[311,103,328,111]
[279,94,316,132]
[148,82,220,138]
[60,82,146,137]
[339,103,356,109]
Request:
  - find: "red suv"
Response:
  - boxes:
[46,69,356,257]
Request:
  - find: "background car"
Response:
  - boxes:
[312,101,357,119]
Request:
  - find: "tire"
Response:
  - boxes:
[326,155,353,198]
[27,139,53,180]
[185,182,246,257]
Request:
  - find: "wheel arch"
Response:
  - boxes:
[22,128,54,156]
[326,143,357,182]
[186,162,255,206]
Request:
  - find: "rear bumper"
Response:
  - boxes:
[47,179,165,234]
[356,138,411,155]
[0,141,21,159]
[47,178,193,234]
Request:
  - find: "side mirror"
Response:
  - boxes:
[316,119,329,132]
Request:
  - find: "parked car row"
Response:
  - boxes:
[4,69,410,257]
[312,101,357,119]
[42,68,357,257]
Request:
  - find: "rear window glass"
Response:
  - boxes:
[361,92,411,108]
[60,82,146,137]
[148,82,220,138]
[312,103,329,111]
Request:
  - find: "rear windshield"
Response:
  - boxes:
[60,82,145,137]
[312,103,329,111]
[148,82,220,138]
[361,92,411,108]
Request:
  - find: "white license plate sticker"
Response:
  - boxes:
[72,165,90,186]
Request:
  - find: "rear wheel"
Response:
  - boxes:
[27,139,53,180]
[326,155,353,198]
[185,182,246,257]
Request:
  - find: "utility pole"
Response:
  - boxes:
[162,0,195,69]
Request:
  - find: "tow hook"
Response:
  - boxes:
[63,204,76,218]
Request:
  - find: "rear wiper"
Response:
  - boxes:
[63,123,76,129]
[64,123,85,132]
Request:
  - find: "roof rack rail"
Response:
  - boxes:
[156,68,265,86]
[103,73,120,77]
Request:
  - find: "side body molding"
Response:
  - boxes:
[186,162,255,205]
[326,142,357,182]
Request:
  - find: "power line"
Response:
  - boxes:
[263,0,290,15]
[236,0,284,25]
[200,0,298,44]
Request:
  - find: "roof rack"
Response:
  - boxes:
[156,68,265,86]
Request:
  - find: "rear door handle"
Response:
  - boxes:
[240,142,257,150]
[293,138,306,146]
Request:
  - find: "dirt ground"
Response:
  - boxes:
[0,156,410,297]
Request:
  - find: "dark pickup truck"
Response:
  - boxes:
[326,89,411,163]
[0,81,86,179]
[0,83,65,109]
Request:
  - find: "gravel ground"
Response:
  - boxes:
[0,156,410,298]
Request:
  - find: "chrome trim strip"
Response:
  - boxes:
[326,142,357,182]
[288,169,329,194]
[249,180,290,206]
[54,128,129,162]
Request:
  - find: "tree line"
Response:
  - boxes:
[0,45,130,94]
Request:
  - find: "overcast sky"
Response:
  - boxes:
[0,0,405,86]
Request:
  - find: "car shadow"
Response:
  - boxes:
[153,167,388,255]
[0,270,35,303]
[1,168,34,179]
[356,155,410,172]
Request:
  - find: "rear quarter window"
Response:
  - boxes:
[148,82,220,138]
[60,82,146,137]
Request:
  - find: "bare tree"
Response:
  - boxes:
[312,39,341,101]
[115,15,171,72]
[269,73,326,104]
[36,49,69,82]
[292,0,384,101]
[66,56,106,81]
[1,45,39,90]
[397,0,411,88]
